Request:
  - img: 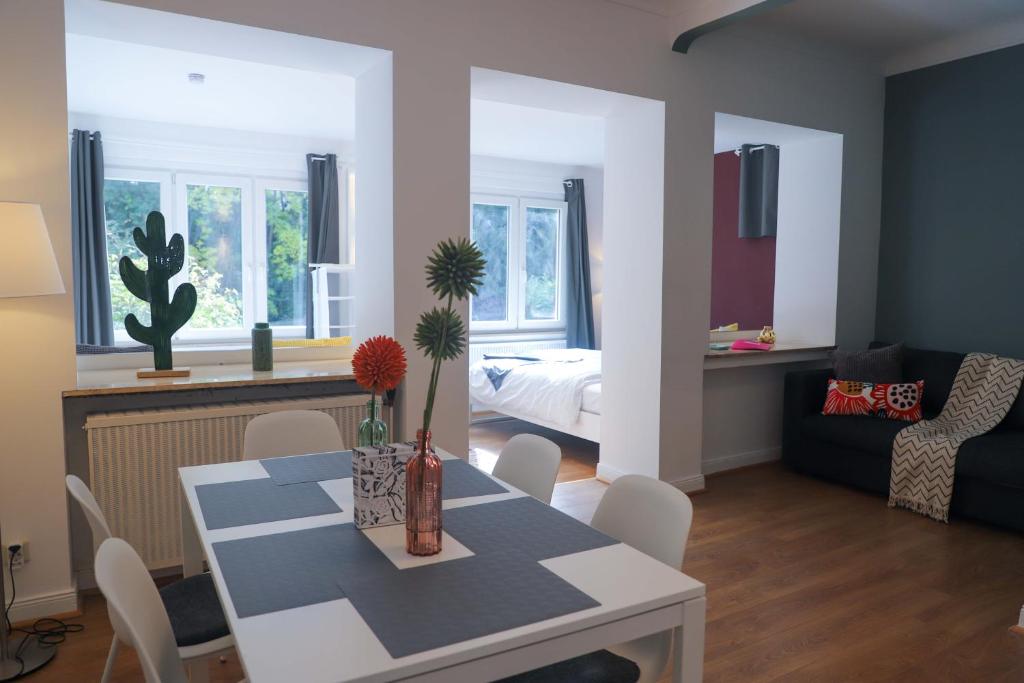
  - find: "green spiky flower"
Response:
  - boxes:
[414,307,466,362]
[415,237,487,440]
[425,237,485,301]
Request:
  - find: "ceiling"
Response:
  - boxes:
[472,67,668,167]
[66,34,356,139]
[743,0,1024,73]
[471,100,605,167]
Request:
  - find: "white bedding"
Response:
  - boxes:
[469,349,601,427]
[581,383,602,415]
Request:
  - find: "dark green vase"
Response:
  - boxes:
[251,323,273,371]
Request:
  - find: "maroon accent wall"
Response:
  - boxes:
[709,151,775,329]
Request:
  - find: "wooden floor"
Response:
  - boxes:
[469,417,599,482]
[21,463,1024,682]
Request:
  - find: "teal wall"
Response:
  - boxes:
[875,44,1024,356]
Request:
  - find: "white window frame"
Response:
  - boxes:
[174,173,254,342]
[102,159,349,347]
[255,178,310,338]
[518,198,567,332]
[105,168,174,345]
[470,195,517,332]
[469,193,567,335]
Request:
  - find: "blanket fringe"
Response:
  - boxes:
[888,494,949,523]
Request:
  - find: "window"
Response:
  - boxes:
[103,168,329,344]
[470,194,566,333]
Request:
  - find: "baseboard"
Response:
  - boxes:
[595,462,625,483]
[597,462,706,494]
[6,586,79,624]
[670,473,707,494]
[702,446,781,475]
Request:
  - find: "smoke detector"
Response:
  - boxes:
[187,73,206,85]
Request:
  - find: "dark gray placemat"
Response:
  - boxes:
[442,458,507,500]
[212,524,391,618]
[196,478,341,530]
[260,451,353,485]
[444,495,618,561]
[339,553,600,658]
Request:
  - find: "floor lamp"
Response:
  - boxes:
[0,202,65,680]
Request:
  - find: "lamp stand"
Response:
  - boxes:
[0,522,55,680]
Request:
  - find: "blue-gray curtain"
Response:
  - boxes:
[738,143,779,238]
[71,129,114,346]
[563,179,596,350]
[305,153,341,338]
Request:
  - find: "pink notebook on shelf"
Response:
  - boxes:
[731,339,774,351]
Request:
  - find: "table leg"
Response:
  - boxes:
[180,486,202,577]
[673,596,706,683]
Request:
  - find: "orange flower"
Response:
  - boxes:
[353,335,408,393]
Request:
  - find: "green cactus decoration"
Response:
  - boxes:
[118,211,198,371]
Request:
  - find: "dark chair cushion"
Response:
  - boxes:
[800,414,908,459]
[494,649,640,683]
[159,573,230,647]
[832,343,903,383]
[955,432,1024,488]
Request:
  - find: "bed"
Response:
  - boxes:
[468,348,601,443]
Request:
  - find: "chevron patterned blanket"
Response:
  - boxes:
[889,352,1024,522]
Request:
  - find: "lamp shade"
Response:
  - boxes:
[0,202,65,298]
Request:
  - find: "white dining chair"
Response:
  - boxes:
[492,434,562,504]
[500,474,694,683]
[66,475,234,683]
[591,474,694,683]
[95,538,247,683]
[241,409,345,460]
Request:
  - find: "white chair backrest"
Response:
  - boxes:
[65,474,112,557]
[95,539,189,683]
[492,434,562,504]
[242,410,345,460]
[590,474,694,569]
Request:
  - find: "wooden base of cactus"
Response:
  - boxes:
[136,367,191,379]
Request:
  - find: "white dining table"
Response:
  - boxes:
[178,449,706,683]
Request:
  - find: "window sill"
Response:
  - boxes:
[76,342,352,373]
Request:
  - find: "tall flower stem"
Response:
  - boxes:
[420,291,454,446]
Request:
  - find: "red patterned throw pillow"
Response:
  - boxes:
[823,378,923,421]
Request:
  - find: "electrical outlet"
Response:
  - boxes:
[8,541,27,570]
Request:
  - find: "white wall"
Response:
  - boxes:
[469,155,604,343]
[599,98,666,482]
[773,136,844,347]
[0,0,78,621]
[701,359,829,473]
[353,54,395,344]
[1,0,885,617]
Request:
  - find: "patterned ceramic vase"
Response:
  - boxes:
[406,429,442,555]
[357,397,389,447]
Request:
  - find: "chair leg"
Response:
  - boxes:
[101,636,119,683]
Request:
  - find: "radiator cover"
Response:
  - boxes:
[85,395,376,569]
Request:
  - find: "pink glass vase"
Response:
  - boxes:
[406,429,443,555]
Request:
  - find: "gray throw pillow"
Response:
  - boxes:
[832,343,903,383]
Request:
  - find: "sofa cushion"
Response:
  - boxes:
[800,414,908,459]
[955,432,1024,488]
[832,343,903,383]
[901,347,965,416]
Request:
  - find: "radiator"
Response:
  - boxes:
[468,338,567,366]
[85,394,378,569]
